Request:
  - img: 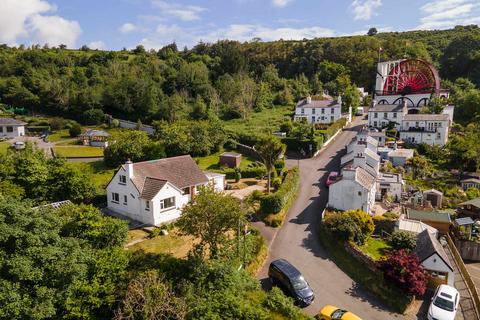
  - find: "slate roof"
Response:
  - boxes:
[403,114,450,121]
[407,209,451,223]
[388,148,414,159]
[296,98,340,108]
[82,129,109,137]
[369,104,405,112]
[459,197,480,208]
[123,155,209,199]
[415,229,453,271]
[355,167,376,190]
[0,117,27,125]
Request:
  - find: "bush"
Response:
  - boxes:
[69,123,82,137]
[49,117,67,131]
[323,118,347,140]
[225,166,267,179]
[83,109,105,125]
[389,231,417,251]
[323,209,374,245]
[272,177,282,191]
[378,249,428,297]
[26,125,50,134]
[260,168,299,216]
[263,287,309,320]
[234,168,241,182]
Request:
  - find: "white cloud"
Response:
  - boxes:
[119,23,138,33]
[88,41,106,50]
[418,0,480,29]
[272,0,293,8]
[351,0,382,20]
[151,0,206,21]
[140,23,335,49]
[0,0,81,47]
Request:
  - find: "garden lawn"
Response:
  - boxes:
[127,229,194,258]
[223,105,293,135]
[54,146,104,157]
[47,129,71,142]
[0,142,10,154]
[195,150,258,172]
[359,237,391,260]
[67,161,115,195]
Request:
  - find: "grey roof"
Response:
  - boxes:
[355,167,376,189]
[378,172,402,183]
[123,155,209,198]
[407,209,451,223]
[388,148,414,158]
[455,217,474,226]
[369,104,405,112]
[0,117,27,125]
[220,152,241,158]
[403,114,450,121]
[423,189,443,195]
[459,197,480,208]
[369,131,386,137]
[364,147,381,162]
[204,171,225,178]
[296,98,340,108]
[415,230,453,271]
[82,129,109,137]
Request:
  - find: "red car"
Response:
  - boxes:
[326,172,338,187]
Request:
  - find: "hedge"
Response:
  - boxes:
[224,166,267,179]
[322,118,347,141]
[281,136,323,154]
[261,168,300,227]
[26,125,50,133]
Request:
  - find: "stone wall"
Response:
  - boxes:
[344,242,378,272]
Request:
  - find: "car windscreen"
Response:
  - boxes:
[291,276,308,290]
[433,296,454,312]
[331,309,347,319]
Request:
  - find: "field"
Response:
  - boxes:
[54,146,104,157]
[223,105,293,134]
[359,237,391,260]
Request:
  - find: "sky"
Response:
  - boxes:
[1,0,480,50]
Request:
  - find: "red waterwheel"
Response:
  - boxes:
[382,59,440,96]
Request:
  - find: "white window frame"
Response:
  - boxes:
[119,175,127,185]
[160,196,176,210]
[111,192,119,203]
[123,195,128,205]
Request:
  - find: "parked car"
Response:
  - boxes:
[428,285,460,320]
[326,171,338,187]
[316,305,362,320]
[13,141,25,150]
[268,259,314,307]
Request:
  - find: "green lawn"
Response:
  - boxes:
[54,146,104,157]
[195,150,258,172]
[359,237,391,260]
[223,105,293,135]
[47,129,71,142]
[0,142,11,154]
[127,229,194,258]
[68,161,115,192]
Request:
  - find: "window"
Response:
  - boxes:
[373,121,377,127]
[119,175,126,185]
[437,132,441,139]
[331,108,334,114]
[374,112,378,118]
[111,192,119,203]
[358,191,362,196]
[311,116,315,122]
[0,127,3,133]
[312,108,315,114]
[6,126,13,133]
[145,201,150,211]
[393,112,397,118]
[384,112,388,118]
[321,108,325,114]
[301,108,304,114]
[160,196,176,210]
[123,195,128,205]
[331,116,334,121]
[415,122,419,127]
[182,187,190,195]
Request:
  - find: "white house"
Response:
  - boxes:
[0,118,26,137]
[294,96,342,124]
[328,166,377,215]
[461,178,480,191]
[369,130,386,147]
[368,102,407,130]
[399,114,450,146]
[106,155,225,226]
[415,229,455,286]
[376,172,403,201]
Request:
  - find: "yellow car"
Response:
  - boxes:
[316,305,362,320]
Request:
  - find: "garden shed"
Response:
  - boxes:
[219,152,242,168]
[423,189,443,208]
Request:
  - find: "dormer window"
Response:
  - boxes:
[119,175,126,185]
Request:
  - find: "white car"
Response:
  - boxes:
[428,285,460,320]
[13,141,25,150]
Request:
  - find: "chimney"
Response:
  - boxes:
[126,159,134,179]
[403,100,408,108]
[306,96,312,104]
[337,95,342,104]
[372,100,377,107]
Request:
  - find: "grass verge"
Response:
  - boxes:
[359,237,391,261]
[54,146,104,157]
[318,225,412,314]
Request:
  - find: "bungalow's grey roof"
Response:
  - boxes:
[407,209,451,223]
[403,114,450,121]
[124,155,209,198]
[369,104,405,112]
[141,178,167,200]
[459,197,480,208]
[82,129,109,137]
[0,117,27,125]
[415,230,453,271]
[355,166,376,190]
[296,98,340,108]
[388,148,414,159]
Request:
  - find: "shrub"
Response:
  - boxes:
[83,109,105,125]
[111,119,120,128]
[49,117,67,131]
[225,166,267,179]
[272,176,282,191]
[263,287,309,320]
[234,168,241,182]
[323,215,361,242]
[378,249,428,297]
[69,123,82,137]
[260,168,299,215]
[323,117,347,141]
[344,209,374,244]
[389,231,417,251]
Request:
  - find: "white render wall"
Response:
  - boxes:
[0,125,25,137]
[328,179,376,214]
[368,111,404,129]
[422,254,454,286]
[294,107,341,124]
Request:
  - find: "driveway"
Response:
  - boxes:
[257,117,402,319]
[10,135,54,155]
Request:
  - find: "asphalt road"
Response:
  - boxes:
[258,117,402,319]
